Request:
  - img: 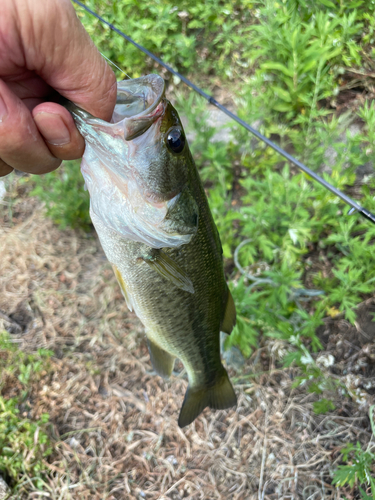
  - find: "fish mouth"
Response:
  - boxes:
[112,75,166,140]
[113,75,165,120]
[66,74,166,141]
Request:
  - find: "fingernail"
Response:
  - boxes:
[34,112,71,146]
[0,95,8,122]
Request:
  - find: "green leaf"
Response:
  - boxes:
[313,398,336,414]
[272,86,292,102]
[333,465,358,487]
[318,0,338,8]
[261,62,293,77]
[359,486,373,500]
[273,102,293,112]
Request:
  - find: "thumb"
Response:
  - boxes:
[24,0,117,121]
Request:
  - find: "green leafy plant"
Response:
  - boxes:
[73,0,254,79]
[27,160,91,230]
[333,406,375,499]
[171,66,375,368]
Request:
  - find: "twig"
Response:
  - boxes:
[160,474,191,498]
[258,409,268,500]
[354,321,371,341]
[345,68,375,79]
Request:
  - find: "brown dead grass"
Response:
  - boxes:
[0,178,374,500]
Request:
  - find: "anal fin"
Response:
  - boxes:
[112,265,134,312]
[143,250,194,294]
[178,368,237,428]
[221,288,236,334]
[147,338,175,379]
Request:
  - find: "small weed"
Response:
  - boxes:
[0,398,52,491]
[333,406,375,499]
[313,398,336,414]
[0,331,53,391]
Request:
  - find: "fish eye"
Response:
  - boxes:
[166,128,185,154]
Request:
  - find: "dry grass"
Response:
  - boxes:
[0,179,374,499]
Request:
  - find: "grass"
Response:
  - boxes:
[0,332,53,494]
[10,0,375,497]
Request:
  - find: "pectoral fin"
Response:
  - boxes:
[147,338,175,379]
[221,289,236,334]
[143,250,194,294]
[178,369,237,428]
[112,265,134,312]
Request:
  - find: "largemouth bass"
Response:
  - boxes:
[65,75,237,427]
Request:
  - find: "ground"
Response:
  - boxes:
[0,179,374,499]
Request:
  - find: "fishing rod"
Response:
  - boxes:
[72,0,375,225]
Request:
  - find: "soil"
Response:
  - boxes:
[317,298,375,391]
[0,179,374,500]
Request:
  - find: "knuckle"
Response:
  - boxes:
[0,115,38,153]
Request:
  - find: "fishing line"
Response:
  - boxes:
[72,0,375,225]
[100,52,131,79]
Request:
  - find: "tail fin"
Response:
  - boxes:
[178,370,237,428]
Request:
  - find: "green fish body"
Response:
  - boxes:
[67,75,237,427]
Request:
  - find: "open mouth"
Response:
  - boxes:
[66,74,166,142]
[111,75,166,140]
[113,75,165,119]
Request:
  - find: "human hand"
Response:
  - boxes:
[0,0,117,177]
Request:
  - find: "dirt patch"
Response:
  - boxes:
[0,180,374,499]
[317,298,375,399]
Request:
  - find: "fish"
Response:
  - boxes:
[64,74,237,427]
